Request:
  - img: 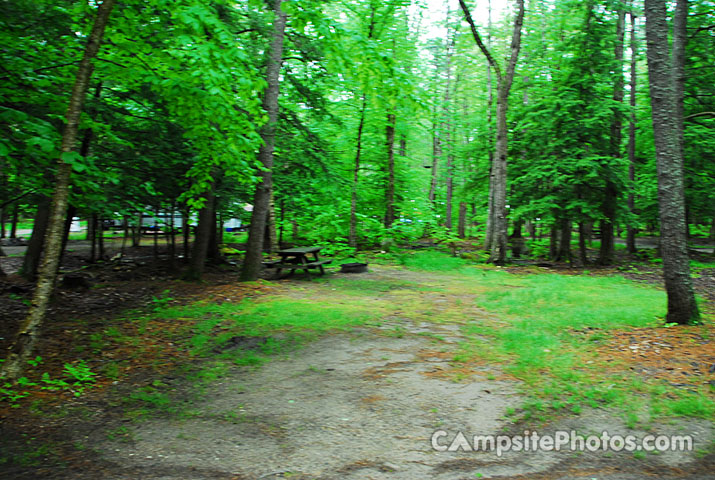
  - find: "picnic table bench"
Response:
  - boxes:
[263,246,332,278]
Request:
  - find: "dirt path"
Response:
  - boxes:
[3,266,713,479]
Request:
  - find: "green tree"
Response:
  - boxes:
[643,0,699,324]
[2,0,117,380]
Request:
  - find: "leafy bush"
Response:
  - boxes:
[525,238,550,258]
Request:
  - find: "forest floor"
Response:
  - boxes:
[1,240,714,479]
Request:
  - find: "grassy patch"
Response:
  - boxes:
[153,296,381,363]
[426,268,714,421]
[320,277,418,294]
[396,250,469,271]
[479,274,666,331]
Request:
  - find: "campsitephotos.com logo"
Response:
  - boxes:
[431,430,694,457]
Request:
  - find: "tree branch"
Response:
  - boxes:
[0,61,80,82]
[0,190,36,209]
[458,0,502,82]
[684,111,715,121]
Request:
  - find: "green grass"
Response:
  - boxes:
[479,274,666,331]
[396,250,469,271]
[319,277,417,294]
[154,297,379,360]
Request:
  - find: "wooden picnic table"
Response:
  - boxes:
[263,246,332,278]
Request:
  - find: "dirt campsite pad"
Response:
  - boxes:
[1,261,714,479]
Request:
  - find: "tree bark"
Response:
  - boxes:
[132,213,141,247]
[207,199,221,262]
[549,224,558,260]
[443,30,456,231]
[673,0,688,233]
[626,11,638,254]
[10,204,19,238]
[460,0,525,265]
[349,94,367,249]
[90,213,98,263]
[643,0,699,324]
[59,205,76,263]
[599,8,626,266]
[240,0,288,281]
[578,222,589,265]
[187,188,215,280]
[384,113,396,228]
[557,218,572,263]
[428,85,440,206]
[458,202,467,238]
[484,1,495,252]
[2,0,116,380]
[510,219,524,258]
[263,192,279,253]
[182,209,191,262]
[20,197,51,280]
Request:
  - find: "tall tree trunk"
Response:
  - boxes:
[626,11,638,254]
[673,0,688,231]
[97,215,105,260]
[20,197,51,280]
[349,94,368,249]
[208,199,221,262]
[549,224,559,260]
[484,1,495,252]
[443,29,456,231]
[182,209,191,262]
[278,199,285,247]
[460,0,525,265]
[0,208,5,238]
[10,204,19,238]
[168,203,176,269]
[510,219,524,258]
[599,8,626,266]
[152,209,159,262]
[558,218,572,263]
[428,99,440,205]
[384,113,396,228]
[120,216,129,257]
[2,0,116,380]
[643,0,699,324]
[59,205,76,263]
[187,188,215,279]
[578,222,589,265]
[132,213,141,247]
[458,202,467,238]
[240,0,288,281]
[264,192,279,253]
[90,214,98,262]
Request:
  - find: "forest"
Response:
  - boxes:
[1,0,714,476]
[2,0,714,372]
